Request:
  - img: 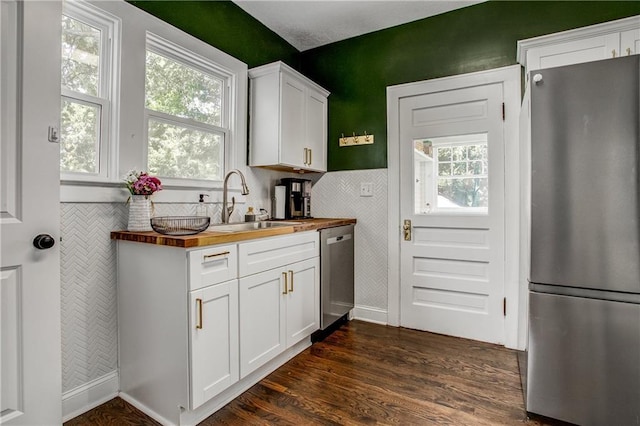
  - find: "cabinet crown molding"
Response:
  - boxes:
[249,61,330,97]
[517,15,640,68]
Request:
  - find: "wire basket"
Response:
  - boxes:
[150,216,211,236]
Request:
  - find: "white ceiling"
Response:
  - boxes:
[233,1,485,52]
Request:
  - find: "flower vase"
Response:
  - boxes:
[127,195,152,232]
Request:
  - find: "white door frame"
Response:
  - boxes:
[387,65,524,349]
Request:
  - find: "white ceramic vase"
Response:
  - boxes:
[127,194,152,232]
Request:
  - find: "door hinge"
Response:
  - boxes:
[503,297,507,316]
[502,103,505,121]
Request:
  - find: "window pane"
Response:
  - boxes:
[60,98,100,174]
[414,133,488,214]
[147,118,223,180]
[438,177,488,208]
[61,15,100,96]
[145,51,223,127]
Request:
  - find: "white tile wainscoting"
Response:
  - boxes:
[311,169,389,323]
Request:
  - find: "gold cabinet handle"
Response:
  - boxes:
[612,49,617,58]
[282,272,288,294]
[288,270,294,292]
[627,47,632,56]
[308,148,312,166]
[203,251,230,261]
[196,298,203,329]
[303,148,308,165]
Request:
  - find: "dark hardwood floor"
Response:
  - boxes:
[65,321,560,425]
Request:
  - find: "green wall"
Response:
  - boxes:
[300,1,640,171]
[128,1,640,171]
[127,0,299,69]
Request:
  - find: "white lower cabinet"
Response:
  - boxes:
[117,231,319,425]
[189,279,239,409]
[239,257,319,378]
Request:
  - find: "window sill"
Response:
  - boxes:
[60,180,247,204]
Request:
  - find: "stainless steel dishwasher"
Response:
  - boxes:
[319,224,354,330]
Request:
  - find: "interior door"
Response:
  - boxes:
[1,1,62,424]
[399,82,506,344]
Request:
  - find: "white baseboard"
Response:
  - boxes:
[353,305,388,325]
[118,392,176,426]
[62,371,119,422]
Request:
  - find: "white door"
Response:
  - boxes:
[399,81,506,344]
[189,279,239,410]
[285,258,319,347]
[239,268,286,379]
[1,1,62,424]
[304,88,327,171]
[279,72,305,168]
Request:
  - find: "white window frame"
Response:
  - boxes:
[60,0,120,184]
[424,134,489,215]
[60,0,247,203]
[144,32,231,187]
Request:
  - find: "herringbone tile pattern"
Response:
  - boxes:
[311,169,388,309]
[60,203,126,392]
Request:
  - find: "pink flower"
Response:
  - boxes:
[124,170,163,196]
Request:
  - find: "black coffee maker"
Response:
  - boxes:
[280,178,312,219]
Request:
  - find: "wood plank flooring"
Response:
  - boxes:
[65,321,562,425]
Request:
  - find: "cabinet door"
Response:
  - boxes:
[189,279,239,409]
[305,87,327,172]
[239,269,286,378]
[285,257,320,347]
[527,32,620,72]
[280,73,306,168]
[621,29,640,56]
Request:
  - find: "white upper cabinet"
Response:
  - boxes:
[518,15,640,80]
[621,28,640,56]
[249,61,329,173]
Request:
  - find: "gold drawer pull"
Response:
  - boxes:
[288,270,294,292]
[196,298,203,329]
[203,251,230,261]
[282,272,288,294]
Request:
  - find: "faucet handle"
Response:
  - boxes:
[227,196,236,219]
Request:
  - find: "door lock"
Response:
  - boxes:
[403,220,411,241]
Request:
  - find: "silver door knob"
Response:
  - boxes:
[33,234,55,250]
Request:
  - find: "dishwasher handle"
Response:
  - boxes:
[327,233,352,245]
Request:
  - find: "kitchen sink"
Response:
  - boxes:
[208,221,299,233]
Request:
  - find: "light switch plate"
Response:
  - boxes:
[360,182,373,197]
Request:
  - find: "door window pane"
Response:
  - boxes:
[147,118,223,180]
[60,98,100,174]
[61,15,101,96]
[414,133,488,214]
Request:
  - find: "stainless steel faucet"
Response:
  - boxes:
[221,169,250,223]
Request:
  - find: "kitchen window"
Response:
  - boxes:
[145,34,230,184]
[60,1,119,181]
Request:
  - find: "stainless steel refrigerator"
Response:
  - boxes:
[528,55,640,425]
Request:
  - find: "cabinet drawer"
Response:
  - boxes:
[238,232,318,277]
[189,244,238,291]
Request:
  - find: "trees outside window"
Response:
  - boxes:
[145,38,229,182]
[60,3,116,180]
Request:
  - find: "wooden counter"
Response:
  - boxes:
[110,218,356,248]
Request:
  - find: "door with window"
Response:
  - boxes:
[399,81,506,344]
[1,1,62,424]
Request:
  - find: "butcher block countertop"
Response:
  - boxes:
[110,218,356,248]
